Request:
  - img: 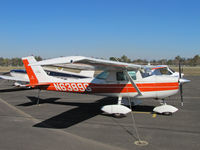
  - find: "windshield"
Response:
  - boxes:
[169,67,175,73]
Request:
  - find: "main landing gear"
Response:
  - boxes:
[101,97,132,117]
[153,99,178,115]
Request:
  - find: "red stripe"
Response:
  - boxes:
[152,67,165,70]
[22,59,38,85]
[45,82,179,93]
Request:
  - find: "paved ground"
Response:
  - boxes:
[0,76,199,150]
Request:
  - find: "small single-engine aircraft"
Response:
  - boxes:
[10,55,189,116]
[0,67,94,88]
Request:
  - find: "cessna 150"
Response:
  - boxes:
[5,55,187,116]
[0,67,94,88]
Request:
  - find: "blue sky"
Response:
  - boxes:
[0,0,199,60]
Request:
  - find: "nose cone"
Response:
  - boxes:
[179,78,190,84]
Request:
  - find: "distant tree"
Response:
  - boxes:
[167,59,173,65]
[120,55,131,63]
[0,57,4,66]
[3,58,10,66]
[189,55,200,66]
[35,56,42,61]
[109,57,118,61]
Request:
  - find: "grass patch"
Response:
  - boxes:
[0,66,200,76]
[0,66,24,72]
[171,66,200,76]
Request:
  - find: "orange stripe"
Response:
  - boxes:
[45,82,179,94]
[22,59,38,85]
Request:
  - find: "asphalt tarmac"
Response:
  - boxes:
[0,76,199,150]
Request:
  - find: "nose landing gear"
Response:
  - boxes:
[153,99,178,115]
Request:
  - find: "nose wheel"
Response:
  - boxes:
[113,113,126,118]
[153,99,178,115]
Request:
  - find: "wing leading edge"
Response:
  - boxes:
[29,56,141,71]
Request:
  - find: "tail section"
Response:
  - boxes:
[22,56,51,84]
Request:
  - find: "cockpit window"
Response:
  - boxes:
[169,67,175,73]
[116,71,136,81]
[116,72,126,81]
[96,71,109,79]
[160,67,172,75]
[128,71,136,80]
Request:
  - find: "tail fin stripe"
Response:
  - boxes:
[23,59,38,84]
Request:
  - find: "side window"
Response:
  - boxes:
[128,71,136,80]
[96,71,109,79]
[160,68,172,75]
[116,71,137,81]
[116,72,126,81]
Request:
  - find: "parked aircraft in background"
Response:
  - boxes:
[0,67,94,87]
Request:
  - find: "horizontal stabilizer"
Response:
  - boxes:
[0,75,29,82]
[26,82,51,87]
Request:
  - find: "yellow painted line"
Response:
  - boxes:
[132,111,151,114]
[152,113,157,118]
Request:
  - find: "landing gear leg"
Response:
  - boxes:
[113,97,125,118]
[118,96,122,105]
[101,97,131,116]
[161,99,172,115]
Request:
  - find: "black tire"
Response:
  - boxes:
[113,113,126,118]
[162,112,172,116]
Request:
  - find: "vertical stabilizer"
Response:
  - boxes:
[22,56,51,84]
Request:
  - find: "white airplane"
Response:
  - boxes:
[3,55,188,116]
[0,67,94,87]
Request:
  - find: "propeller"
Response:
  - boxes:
[178,62,190,107]
[178,61,183,106]
[179,61,186,106]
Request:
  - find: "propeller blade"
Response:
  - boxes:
[179,61,182,79]
[180,83,183,106]
[179,60,183,106]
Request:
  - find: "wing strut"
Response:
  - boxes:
[124,70,142,96]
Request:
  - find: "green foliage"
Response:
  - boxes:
[0,56,42,66]
[0,55,200,66]
[109,54,200,66]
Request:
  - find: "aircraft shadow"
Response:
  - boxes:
[17,96,61,106]
[18,96,155,128]
[32,97,117,129]
[0,87,32,93]
[132,105,155,113]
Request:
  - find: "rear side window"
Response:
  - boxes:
[96,71,109,79]
[116,71,137,81]
[116,72,126,81]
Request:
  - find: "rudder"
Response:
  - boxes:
[22,56,50,84]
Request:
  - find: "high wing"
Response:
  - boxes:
[29,56,141,71]
[0,75,29,82]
